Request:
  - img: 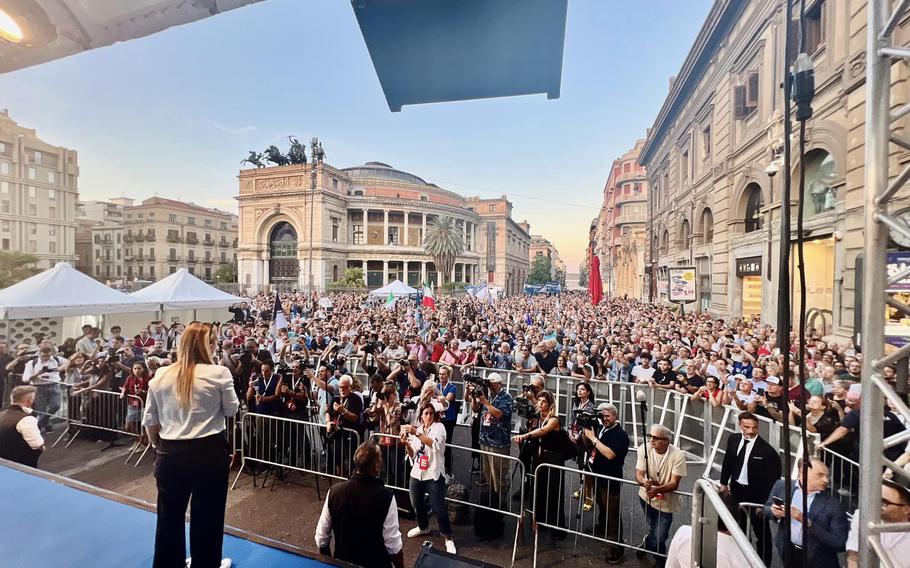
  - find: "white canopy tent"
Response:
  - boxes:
[368,280,418,298]
[130,268,244,310]
[0,262,158,319]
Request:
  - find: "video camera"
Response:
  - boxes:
[575,409,601,429]
[464,374,490,399]
[362,341,379,355]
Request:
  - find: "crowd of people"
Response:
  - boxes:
[1,290,909,567]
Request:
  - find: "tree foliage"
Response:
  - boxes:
[527,254,553,285]
[578,266,589,288]
[423,216,465,289]
[0,251,40,289]
[337,267,365,287]
[214,261,237,283]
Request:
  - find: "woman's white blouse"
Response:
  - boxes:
[407,421,447,481]
[142,364,240,440]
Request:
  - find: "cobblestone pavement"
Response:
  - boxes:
[36,425,696,568]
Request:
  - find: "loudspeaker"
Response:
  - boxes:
[412,541,501,568]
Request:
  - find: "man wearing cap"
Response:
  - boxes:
[755,376,786,422]
[472,372,513,500]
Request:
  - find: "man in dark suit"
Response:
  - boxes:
[764,457,848,567]
[719,411,780,565]
[228,302,251,323]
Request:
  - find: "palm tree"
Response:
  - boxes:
[423,215,464,290]
[0,251,39,288]
[338,267,365,287]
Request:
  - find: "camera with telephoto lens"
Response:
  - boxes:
[401,397,418,412]
[575,410,601,429]
[362,342,378,355]
[515,396,538,419]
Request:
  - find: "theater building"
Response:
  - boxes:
[237,161,530,294]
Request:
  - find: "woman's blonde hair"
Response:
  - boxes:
[162,322,215,408]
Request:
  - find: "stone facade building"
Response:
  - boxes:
[0,110,79,269]
[529,234,566,284]
[121,197,238,283]
[237,161,529,295]
[638,0,888,341]
[595,139,649,299]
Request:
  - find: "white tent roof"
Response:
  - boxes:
[368,280,418,297]
[130,268,244,309]
[0,262,159,319]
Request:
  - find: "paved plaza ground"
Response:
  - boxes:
[36,424,685,568]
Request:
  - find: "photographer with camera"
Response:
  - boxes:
[387,354,426,407]
[583,402,629,564]
[514,390,567,540]
[246,361,283,417]
[325,375,364,478]
[231,338,272,404]
[472,372,513,502]
[22,346,66,433]
[570,382,597,511]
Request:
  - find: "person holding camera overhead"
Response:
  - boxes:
[570,382,597,511]
[402,402,457,555]
[473,372,513,503]
[583,402,630,565]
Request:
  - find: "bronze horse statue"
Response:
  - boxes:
[263,145,291,167]
[287,136,307,165]
[240,150,266,168]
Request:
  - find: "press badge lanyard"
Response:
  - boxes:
[416,425,431,471]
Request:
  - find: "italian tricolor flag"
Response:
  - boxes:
[422,283,436,309]
[385,291,396,310]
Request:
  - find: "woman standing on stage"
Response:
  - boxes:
[143,322,240,568]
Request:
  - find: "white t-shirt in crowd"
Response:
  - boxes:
[631,365,656,383]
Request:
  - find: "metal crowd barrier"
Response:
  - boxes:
[57,388,150,466]
[531,463,693,567]
[369,432,524,567]
[691,479,765,567]
[230,412,362,491]
[819,445,860,513]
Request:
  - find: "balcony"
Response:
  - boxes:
[186,236,199,245]
[146,234,156,242]
[187,257,198,264]
[617,170,645,184]
[615,211,646,226]
[203,258,214,264]
[232,238,238,247]
[124,234,134,243]
[124,252,134,260]
[166,234,182,243]
[134,234,145,242]
[203,239,214,247]
[168,256,181,262]
[615,192,647,205]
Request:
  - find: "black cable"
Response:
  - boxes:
[777,3,795,566]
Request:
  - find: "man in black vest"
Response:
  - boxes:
[719,411,781,565]
[0,385,45,468]
[315,442,404,568]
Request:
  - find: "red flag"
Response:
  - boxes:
[589,255,603,306]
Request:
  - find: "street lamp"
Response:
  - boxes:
[765,158,783,281]
[307,137,325,301]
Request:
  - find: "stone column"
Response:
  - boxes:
[383,259,389,284]
[452,263,457,284]
[421,261,427,286]
[472,223,477,252]
[421,214,427,248]
[383,210,389,245]
[362,259,367,285]
[404,212,410,246]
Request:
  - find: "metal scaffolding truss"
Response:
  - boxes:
[862,1,910,567]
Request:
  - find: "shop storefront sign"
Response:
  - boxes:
[668,267,697,303]
[735,256,762,277]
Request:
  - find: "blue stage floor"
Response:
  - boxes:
[0,461,335,568]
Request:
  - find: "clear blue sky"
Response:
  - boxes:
[0,0,713,271]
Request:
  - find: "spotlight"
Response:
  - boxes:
[0,8,24,43]
[0,1,56,48]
